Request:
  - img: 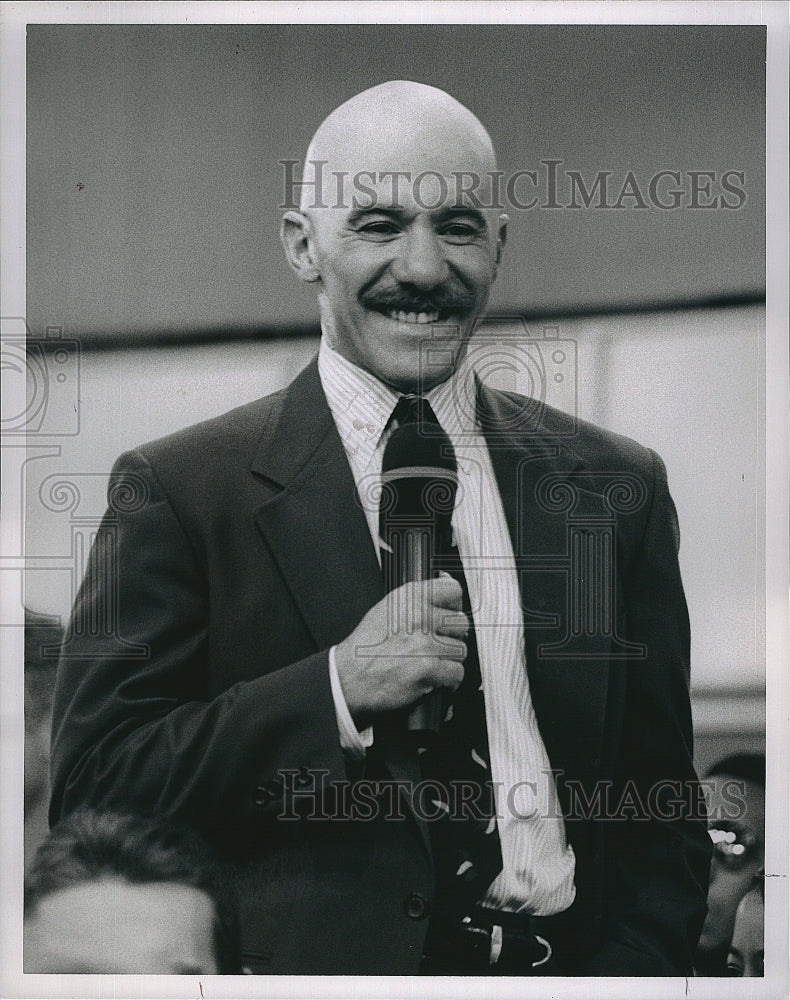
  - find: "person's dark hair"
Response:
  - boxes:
[706,753,766,788]
[24,608,62,728]
[25,809,242,973]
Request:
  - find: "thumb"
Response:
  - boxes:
[429,572,463,610]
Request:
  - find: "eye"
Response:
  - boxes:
[439,221,485,243]
[356,219,401,239]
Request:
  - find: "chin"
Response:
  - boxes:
[380,363,455,394]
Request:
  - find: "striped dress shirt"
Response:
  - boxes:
[318,338,576,916]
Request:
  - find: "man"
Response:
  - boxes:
[50,81,710,975]
[695,753,765,975]
[24,808,242,973]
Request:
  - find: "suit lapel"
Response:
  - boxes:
[251,359,385,651]
[251,359,430,854]
[478,384,610,787]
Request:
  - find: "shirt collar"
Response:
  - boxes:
[318,337,480,459]
[426,354,480,439]
[318,338,399,466]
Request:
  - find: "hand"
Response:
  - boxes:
[334,577,469,726]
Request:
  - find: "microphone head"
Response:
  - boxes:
[380,421,458,524]
[381,420,457,477]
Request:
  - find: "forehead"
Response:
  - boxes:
[728,776,765,825]
[732,890,765,943]
[330,139,492,180]
[709,774,766,826]
[25,878,218,973]
[309,165,501,225]
[306,122,499,216]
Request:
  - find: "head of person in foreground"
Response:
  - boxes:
[24,808,242,974]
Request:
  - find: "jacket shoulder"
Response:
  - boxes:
[491,387,659,476]
[131,388,288,471]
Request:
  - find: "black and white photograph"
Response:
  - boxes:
[1,2,787,998]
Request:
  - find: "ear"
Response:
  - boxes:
[493,212,508,277]
[280,211,320,283]
[495,213,508,267]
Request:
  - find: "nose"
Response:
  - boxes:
[390,220,449,290]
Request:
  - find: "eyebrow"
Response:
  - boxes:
[346,206,488,228]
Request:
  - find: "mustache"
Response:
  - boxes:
[360,283,477,315]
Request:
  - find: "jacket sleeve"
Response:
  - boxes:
[49,448,349,843]
[582,448,711,975]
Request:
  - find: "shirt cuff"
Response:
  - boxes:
[328,645,374,760]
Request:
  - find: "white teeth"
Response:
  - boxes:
[386,309,440,325]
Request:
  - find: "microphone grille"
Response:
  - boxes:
[381,421,457,475]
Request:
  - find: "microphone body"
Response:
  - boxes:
[379,420,458,739]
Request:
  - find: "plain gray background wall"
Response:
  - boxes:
[27,24,764,338]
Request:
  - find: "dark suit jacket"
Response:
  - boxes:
[50,357,710,975]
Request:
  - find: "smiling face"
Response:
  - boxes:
[307,193,501,393]
[698,775,765,955]
[282,82,506,393]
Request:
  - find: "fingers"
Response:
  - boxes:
[389,577,463,612]
[431,576,468,637]
[434,658,464,691]
[430,636,467,662]
[417,649,464,692]
[386,580,469,638]
[433,609,469,640]
[429,574,463,611]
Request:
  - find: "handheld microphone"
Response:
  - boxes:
[379,419,458,738]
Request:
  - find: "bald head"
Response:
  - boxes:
[300,81,498,211]
[281,81,507,393]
